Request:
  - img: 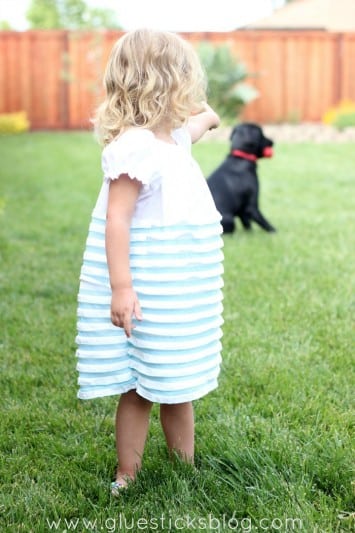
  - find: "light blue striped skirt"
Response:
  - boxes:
[76,215,224,403]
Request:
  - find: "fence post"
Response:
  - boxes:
[333,32,343,105]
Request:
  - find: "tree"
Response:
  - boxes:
[60,0,87,28]
[0,20,13,30]
[26,0,60,29]
[85,7,120,29]
[26,0,120,29]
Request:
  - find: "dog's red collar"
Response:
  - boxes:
[231,149,257,162]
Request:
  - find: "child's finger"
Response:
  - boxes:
[134,298,143,321]
[122,312,133,337]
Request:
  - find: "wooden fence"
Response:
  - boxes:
[0,30,354,129]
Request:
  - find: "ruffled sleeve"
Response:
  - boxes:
[101,129,161,188]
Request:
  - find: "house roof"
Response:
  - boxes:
[245,0,355,31]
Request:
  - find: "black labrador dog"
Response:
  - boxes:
[207,123,276,233]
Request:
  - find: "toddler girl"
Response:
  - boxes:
[75,28,224,495]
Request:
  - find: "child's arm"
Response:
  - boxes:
[106,175,143,337]
[187,102,220,144]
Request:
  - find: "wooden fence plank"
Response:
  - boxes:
[342,34,355,101]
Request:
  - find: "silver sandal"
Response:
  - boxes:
[110,480,128,497]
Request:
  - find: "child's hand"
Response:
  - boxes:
[110,287,142,337]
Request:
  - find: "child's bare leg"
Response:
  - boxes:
[115,390,153,483]
[160,402,194,463]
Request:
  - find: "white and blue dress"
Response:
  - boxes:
[76,127,224,403]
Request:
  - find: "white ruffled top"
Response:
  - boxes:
[92,127,220,227]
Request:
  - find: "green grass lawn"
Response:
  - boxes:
[0,132,354,532]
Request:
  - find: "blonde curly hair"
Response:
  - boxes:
[93,28,207,145]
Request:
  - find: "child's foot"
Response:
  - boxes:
[110,474,133,497]
[110,479,128,497]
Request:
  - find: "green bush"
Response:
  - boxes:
[333,111,355,130]
[0,111,30,133]
[198,42,258,123]
[322,100,355,130]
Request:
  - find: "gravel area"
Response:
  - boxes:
[203,123,355,143]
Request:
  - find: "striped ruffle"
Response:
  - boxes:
[76,216,224,402]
